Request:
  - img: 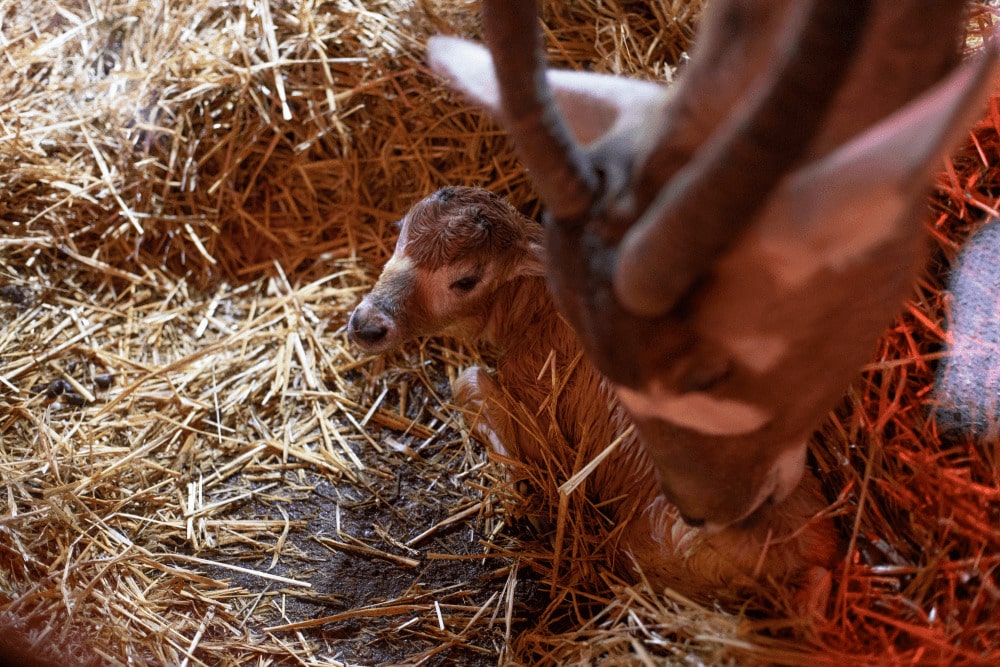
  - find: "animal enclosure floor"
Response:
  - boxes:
[2,0,1000,664]
[0,266,545,665]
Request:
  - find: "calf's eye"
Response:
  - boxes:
[450,275,481,293]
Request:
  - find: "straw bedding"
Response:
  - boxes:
[1,1,999,664]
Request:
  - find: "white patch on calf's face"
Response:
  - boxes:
[381,253,413,275]
[615,382,771,436]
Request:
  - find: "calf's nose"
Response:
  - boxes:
[352,321,388,344]
[348,307,388,345]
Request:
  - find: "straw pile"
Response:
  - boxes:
[1,1,998,665]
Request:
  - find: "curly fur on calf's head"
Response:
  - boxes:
[400,186,536,271]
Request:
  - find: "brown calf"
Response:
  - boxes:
[349,186,837,598]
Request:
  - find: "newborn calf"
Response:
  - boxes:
[349,186,839,599]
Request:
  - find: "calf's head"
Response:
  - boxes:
[348,186,544,354]
[428,1,999,528]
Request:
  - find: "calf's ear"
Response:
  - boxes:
[511,241,547,279]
